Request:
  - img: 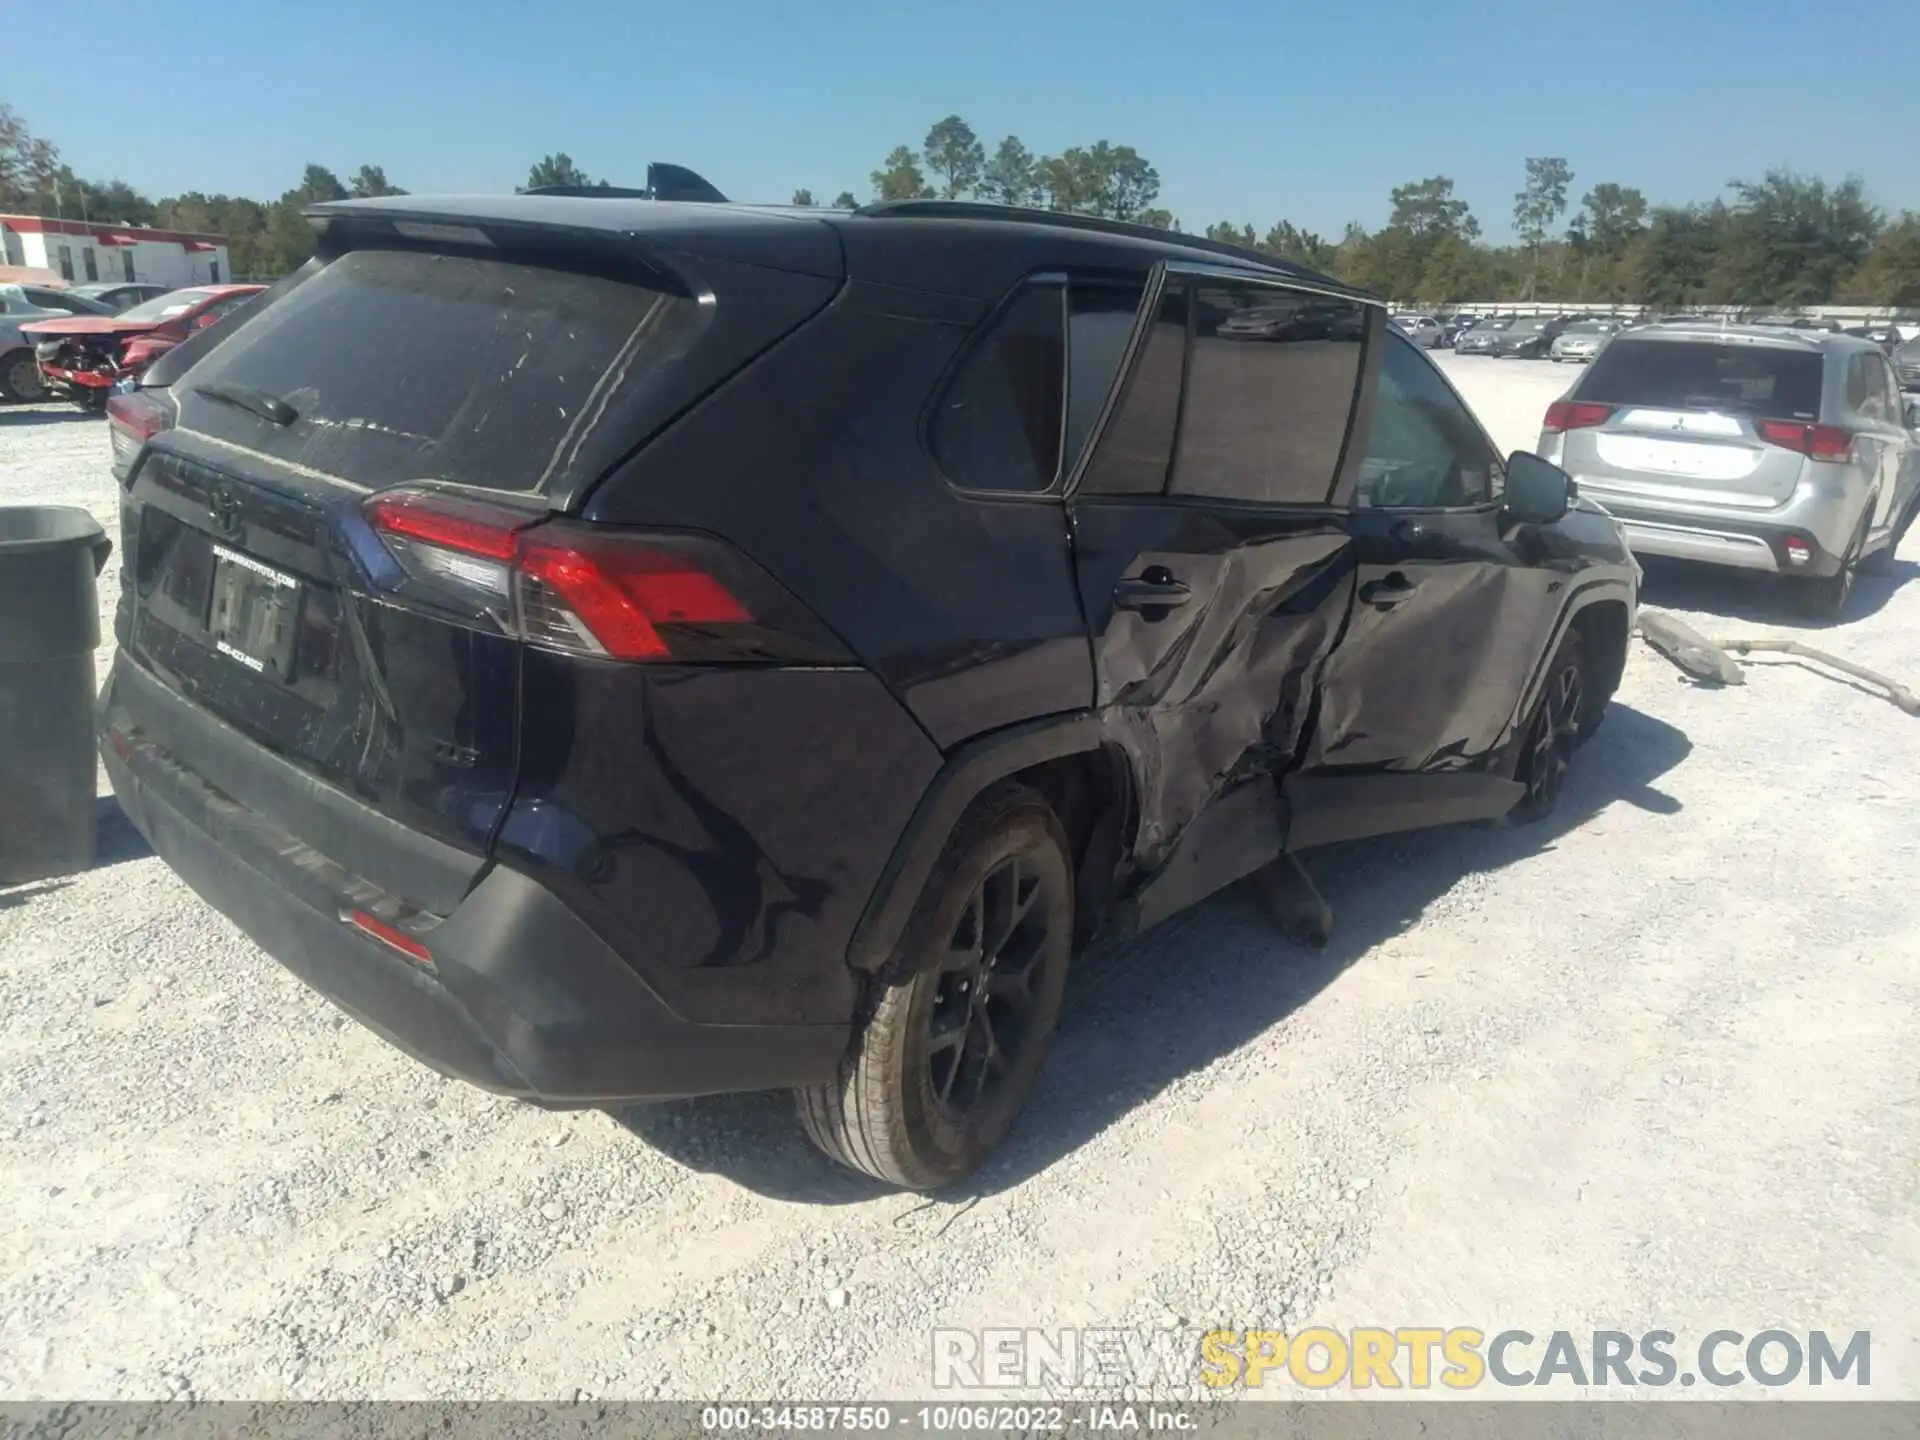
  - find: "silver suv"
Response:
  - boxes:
[1535,324,1920,617]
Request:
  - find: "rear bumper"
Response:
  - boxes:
[1597,502,1850,577]
[99,654,850,1103]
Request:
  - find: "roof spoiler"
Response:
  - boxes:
[523,163,729,204]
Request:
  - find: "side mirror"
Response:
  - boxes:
[1505,451,1575,525]
[1906,397,1920,431]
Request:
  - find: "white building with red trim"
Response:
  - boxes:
[0,215,232,290]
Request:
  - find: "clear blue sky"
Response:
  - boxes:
[13,0,1917,241]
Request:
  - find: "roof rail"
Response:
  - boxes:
[858,199,1359,293]
[523,163,729,204]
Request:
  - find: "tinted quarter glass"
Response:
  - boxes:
[1358,332,1499,508]
[1878,358,1903,418]
[1171,282,1365,505]
[176,247,704,495]
[1845,354,1881,417]
[1064,282,1146,479]
[931,282,1066,492]
[1079,280,1188,496]
[1578,338,1824,422]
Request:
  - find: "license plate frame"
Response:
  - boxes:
[207,544,303,682]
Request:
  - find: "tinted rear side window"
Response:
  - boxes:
[1064,283,1145,479]
[930,284,1065,492]
[1171,281,1366,505]
[1080,283,1188,496]
[175,247,705,494]
[1579,339,1824,422]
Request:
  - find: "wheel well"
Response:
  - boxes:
[1010,745,1136,945]
[1572,600,1631,699]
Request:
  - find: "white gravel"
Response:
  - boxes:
[2,360,1918,1402]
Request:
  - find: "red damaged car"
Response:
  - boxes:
[22,284,264,409]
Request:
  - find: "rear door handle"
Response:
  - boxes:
[1358,571,1419,609]
[1113,570,1192,612]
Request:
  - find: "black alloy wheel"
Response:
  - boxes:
[1509,633,1587,824]
[925,852,1053,1123]
[797,783,1075,1189]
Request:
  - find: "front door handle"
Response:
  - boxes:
[1114,567,1192,613]
[1358,571,1419,609]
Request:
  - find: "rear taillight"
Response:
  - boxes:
[105,390,171,484]
[1543,401,1613,433]
[363,488,848,665]
[1756,420,1854,463]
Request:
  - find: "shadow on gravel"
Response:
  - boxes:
[0,879,74,910]
[95,795,154,868]
[0,406,97,427]
[1638,554,1918,628]
[616,702,1691,1204]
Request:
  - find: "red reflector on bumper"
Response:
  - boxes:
[346,910,434,966]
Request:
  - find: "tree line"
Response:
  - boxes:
[4,103,1916,306]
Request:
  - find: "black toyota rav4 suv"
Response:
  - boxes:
[100,188,1637,1188]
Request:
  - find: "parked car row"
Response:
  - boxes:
[1,281,263,408]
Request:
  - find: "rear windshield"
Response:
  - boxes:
[1578,338,1824,421]
[1472,319,1511,331]
[175,247,703,494]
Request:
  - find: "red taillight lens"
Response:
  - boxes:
[105,390,171,483]
[365,491,526,561]
[1543,400,1614,433]
[361,489,832,665]
[106,391,168,443]
[518,534,753,661]
[1757,420,1853,463]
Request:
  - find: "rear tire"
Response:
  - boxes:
[797,783,1075,1190]
[1859,496,1916,576]
[1790,514,1868,620]
[0,351,46,404]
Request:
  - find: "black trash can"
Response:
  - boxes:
[0,506,112,885]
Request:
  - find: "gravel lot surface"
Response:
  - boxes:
[3,356,1917,1402]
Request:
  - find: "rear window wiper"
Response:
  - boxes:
[193,383,299,427]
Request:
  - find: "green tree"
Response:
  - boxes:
[1844,213,1920,306]
[23,168,158,226]
[1137,208,1176,231]
[349,165,407,198]
[1633,203,1729,310]
[1716,170,1879,306]
[1036,143,1160,220]
[0,104,60,210]
[1571,182,1649,301]
[871,145,932,202]
[1512,157,1573,298]
[791,188,816,206]
[979,136,1039,208]
[1205,221,1258,247]
[1035,150,1096,213]
[1262,221,1337,271]
[523,153,592,191]
[291,165,349,204]
[1420,232,1491,303]
[831,190,859,209]
[1388,176,1480,240]
[922,115,985,200]
[1580,182,1649,255]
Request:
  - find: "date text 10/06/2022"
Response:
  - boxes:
[700,1405,1198,1431]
